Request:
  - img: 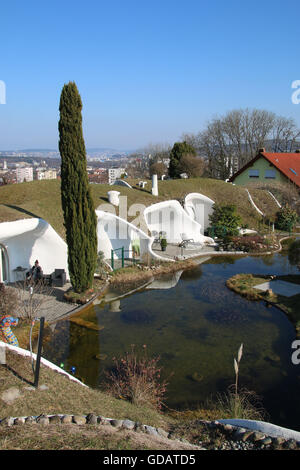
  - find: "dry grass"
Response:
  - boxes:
[246,188,279,222]
[0,422,201,451]
[108,259,198,294]
[0,349,168,428]
[0,350,202,450]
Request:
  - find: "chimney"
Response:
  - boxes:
[259,148,265,153]
[295,149,300,153]
[152,174,158,196]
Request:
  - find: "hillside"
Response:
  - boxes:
[0,177,279,239]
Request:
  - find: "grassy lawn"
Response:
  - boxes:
[0,349,169,427]
[0,177,278,240]
[226,272,300,336]
[0,348,179,450]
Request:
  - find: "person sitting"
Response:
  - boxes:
[27,260,43,284]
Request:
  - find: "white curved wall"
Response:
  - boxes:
[184,193,215,234]
[143,200,214,244]
[0,211,172,283]
[95,210,169,262]
[0,218,69,282]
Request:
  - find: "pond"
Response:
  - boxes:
[43,252,300,431]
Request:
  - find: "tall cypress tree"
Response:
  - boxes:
[58,81,97,293]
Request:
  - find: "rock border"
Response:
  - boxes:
[0,413,203,449]
[202,420,300,450]
[1,414,300,450]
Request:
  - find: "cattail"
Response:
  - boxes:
[234,343,243,397]
[238,343,243,363]
[234,358,239,375]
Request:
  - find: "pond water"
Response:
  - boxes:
[44,252,300,431]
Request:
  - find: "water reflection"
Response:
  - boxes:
[43,253,300,431]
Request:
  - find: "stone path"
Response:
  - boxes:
[8,282,83,324]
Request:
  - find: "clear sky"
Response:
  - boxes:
[1,0,300,151]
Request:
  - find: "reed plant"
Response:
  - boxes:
[216,343,266,420]
[104,344,169,410]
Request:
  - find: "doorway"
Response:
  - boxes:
[0,245,9,283]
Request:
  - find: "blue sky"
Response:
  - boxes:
[1,0,300,150]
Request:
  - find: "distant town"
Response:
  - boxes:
[0,147,153,185]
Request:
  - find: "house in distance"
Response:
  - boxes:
[229,148,300,190]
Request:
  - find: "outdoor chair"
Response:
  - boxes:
[51,269,67,287]
[178,233,195,248]
[151,231,161,244]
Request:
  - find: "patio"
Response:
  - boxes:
[151,241,219,260]
[6,281,78,324]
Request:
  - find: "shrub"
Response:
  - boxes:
[228,235,268,253]
[160,238,167,250]
[276,204,298,232]
[104,345,169,410]
[209,204,242,240]
[96,251,108,279]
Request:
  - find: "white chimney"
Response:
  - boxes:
[107,190,120,206]
[152,174,158,196]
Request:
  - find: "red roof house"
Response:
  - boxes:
[229,149,300,189]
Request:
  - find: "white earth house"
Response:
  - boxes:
[95,210,167,263]
[0,218,69,283]
[0,193,218,282]
[143,199,214,244]
[183,192,215,234]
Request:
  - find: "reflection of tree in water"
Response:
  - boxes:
[207,256,236,266]
[259,254,275,267]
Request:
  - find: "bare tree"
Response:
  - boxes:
[179,153,207,178]
[15,280,54,321]
[271,116,300,152]
[186,108,300,180]
[149,161,168,178]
